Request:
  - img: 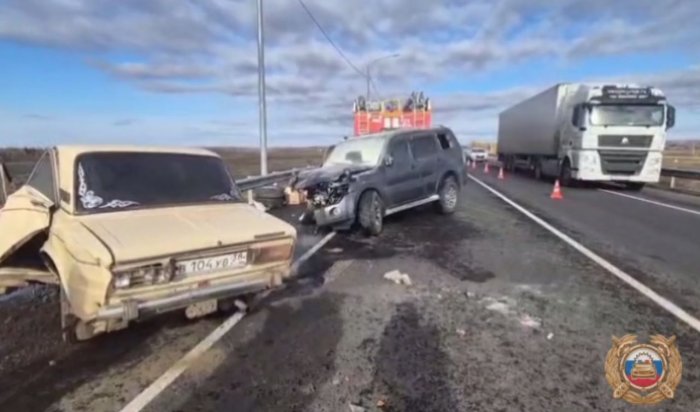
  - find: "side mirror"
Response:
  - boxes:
[667,105,676,129]
[572,105,587,131]
[384,155,394,167]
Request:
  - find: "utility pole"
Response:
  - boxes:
[256,0,268,175]
[366,66,371,100]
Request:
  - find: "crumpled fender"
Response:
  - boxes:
[42,221,114,320]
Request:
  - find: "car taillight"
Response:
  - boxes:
[254,243,294,264]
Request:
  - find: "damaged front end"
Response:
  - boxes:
[291,167,362,229]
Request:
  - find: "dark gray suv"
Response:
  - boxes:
[291,126,466,235]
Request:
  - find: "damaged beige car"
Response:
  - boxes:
[0,146,297,341]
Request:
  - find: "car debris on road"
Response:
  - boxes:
[0,146,297,341]
[383,269,412,286]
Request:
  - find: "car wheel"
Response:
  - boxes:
[253,186,286,209]
[436,175,459,214]
[358,190,383,236]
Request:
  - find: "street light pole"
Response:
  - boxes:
[365,53,400,100]
[366,66,371,100]
[256,0,268,175]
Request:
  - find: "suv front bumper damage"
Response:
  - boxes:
[311,192,357,229]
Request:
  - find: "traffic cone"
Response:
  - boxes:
[550,180,563,200]
[498,166,504,180]
[484,162,490,173]
[471,160,477,170]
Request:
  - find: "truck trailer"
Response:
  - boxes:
[497,83,675,190]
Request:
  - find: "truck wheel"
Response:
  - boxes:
[357,191,383,236]
[560,160,575,187]
[624,182,645,191]
[435,175,459,215]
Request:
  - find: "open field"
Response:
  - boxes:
[2,142,698,194]
[0,147,328,190]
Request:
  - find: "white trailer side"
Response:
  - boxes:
[497,84,568,156]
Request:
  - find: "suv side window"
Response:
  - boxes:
[26,152,56,201]
[410,135,438,160]
[388,137,411,165]
[437,132,452,149]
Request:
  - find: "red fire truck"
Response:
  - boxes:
[352,91,432,136]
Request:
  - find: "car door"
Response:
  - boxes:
[409,133,440,197]
[0,152,55,278]
[382,136,423,207]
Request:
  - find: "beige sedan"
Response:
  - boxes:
[0,146,297,341]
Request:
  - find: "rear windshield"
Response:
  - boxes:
[75,152,241,213]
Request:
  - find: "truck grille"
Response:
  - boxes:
[598,150,648,176]
[598,135,653,148]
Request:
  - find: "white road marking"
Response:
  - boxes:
[118,231,337,412]
[291,231,337,275]
[598,189,700,217]
[469,174,700,334]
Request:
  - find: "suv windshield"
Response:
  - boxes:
[324,136,387,167]
[75,152,241,212]
[590,105,664,127]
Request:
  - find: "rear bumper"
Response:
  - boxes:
[96,270,284,321]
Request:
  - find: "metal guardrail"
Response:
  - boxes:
[480,156,700,181]
[236,167,316,192]
[661,168,700,180]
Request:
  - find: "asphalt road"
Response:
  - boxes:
[1,179,698,411]
[471,166,700,318]
[0,205,326,412]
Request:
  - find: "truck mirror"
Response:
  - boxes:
[667,105,676,129]
[572,105,587,131]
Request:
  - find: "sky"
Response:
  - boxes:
[0,0,699,147]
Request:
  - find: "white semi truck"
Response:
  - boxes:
[497,83,675,190]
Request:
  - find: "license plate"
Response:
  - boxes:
[177,251,248,276]
[185,299,218,319]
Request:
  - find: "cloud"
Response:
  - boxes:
[1,0,700,144]
[22,113,52,120]
[113,118,137,126]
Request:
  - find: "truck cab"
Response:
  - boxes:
[562,85,674,188]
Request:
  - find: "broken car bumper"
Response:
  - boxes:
[95,277,270,321]
[312,194,356,227]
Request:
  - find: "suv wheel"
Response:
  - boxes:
[436,175,459,214]
[358,190,383,236]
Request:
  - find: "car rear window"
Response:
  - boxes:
[75,152,241,212]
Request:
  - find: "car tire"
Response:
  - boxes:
[253,186,286,209]
[435,175,459,215]
[357,190,383,236]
